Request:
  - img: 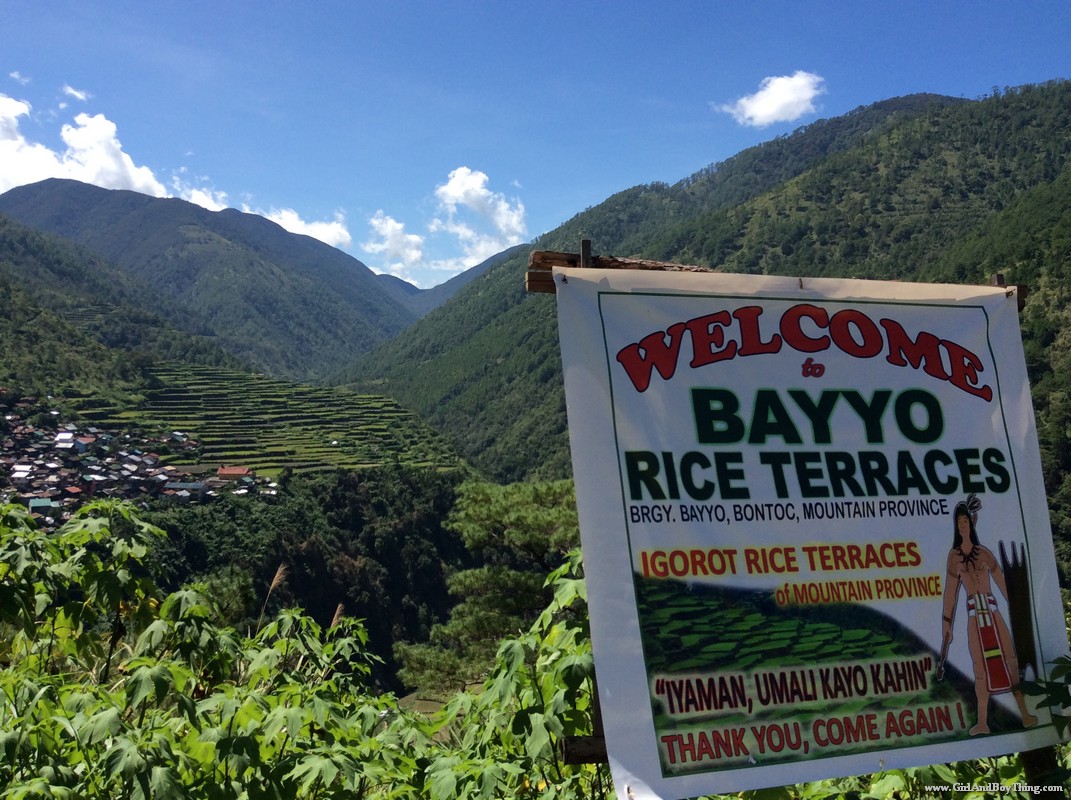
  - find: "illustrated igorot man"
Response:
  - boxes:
[939,493,1039,734]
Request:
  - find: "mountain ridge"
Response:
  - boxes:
[0,179,481,379]
[4,84,1071,492]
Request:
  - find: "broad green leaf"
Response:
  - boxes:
[426,759,460,800]
[81,706,121,744]
[289,753,340,794]
[126,663,171,707]
[498,639,526,673]
[523,712,551,760]
[866,771,908,797]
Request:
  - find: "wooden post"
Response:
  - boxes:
[560,674,607,765]
[992,272,1029,311]
[526,247,713,294]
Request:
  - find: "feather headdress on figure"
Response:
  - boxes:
[958,492,982,522]
[952,493,982,559]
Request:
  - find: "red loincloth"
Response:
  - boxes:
[967,592,1012,693]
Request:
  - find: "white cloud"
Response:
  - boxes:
[361,167,527,286]
[427,215,513,269]
[172,173,229,211]
[185,187,228,211]
[717,71,826,127]
[434,166,527,243]
[0,96,166,196]
[60,112,168,195]
[362,210,425,280]
[257,206,353,249]
[0,89,352,251]
[0,96,167,196]
[62,84,90,102]
[0,95,63,190]
[9,71,30,86]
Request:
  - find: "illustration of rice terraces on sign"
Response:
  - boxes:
[633,576,1021,774]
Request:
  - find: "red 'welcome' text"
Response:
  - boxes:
[615,304,993,401]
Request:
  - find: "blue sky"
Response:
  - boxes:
[1,2,1068,288]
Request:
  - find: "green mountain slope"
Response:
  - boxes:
[643,83,1071,279]
[0,215,463,476]
[0,213,239,400]
[0,277,134,401]
[340,246,567,483]
[0,180,418,380]
[341,82,1071,490]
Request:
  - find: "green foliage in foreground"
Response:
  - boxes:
[396,480,580,695]
[2,500,1068,798]
[0,500,607,799]
[147,467,468,692]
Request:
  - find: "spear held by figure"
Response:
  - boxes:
[937,603,955,681]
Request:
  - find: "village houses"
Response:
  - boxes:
[1,392,272,529]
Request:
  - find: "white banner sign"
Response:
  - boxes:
[554,268,1069,799]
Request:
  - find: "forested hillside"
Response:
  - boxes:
[0,214,240,401]
[0,180,419,380]
[0,215,462,476]
[342,82,1071,492]
[343,246,572,482]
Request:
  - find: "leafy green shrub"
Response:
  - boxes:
[2,499,1064,799]
[0,501,429,798]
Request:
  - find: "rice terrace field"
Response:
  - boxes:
[72,363,463,476]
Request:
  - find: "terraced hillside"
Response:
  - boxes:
[72,363,463,475]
